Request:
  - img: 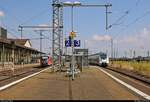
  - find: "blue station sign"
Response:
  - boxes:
[65,40,81,47]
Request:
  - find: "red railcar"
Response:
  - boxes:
[41,55,52,67]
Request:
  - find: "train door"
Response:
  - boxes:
[48,56,52,65]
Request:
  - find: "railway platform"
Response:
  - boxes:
[0,66,142,100]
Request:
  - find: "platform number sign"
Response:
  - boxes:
[65,40,81,47]
[65,40,71,47]
[74,40,80,47]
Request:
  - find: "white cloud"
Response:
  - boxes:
[93,34,112,41]
[119,27,150,45]
[0,11,5,17]
[87,28,150,57]
[84,40,93,48]
[120,37,138,44]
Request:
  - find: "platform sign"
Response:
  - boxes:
[65,39,71,47]
[65,40,81,47]
[74,40,81,47]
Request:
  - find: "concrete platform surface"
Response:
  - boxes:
[0,66,141,100]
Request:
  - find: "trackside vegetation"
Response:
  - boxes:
[110,61,150,77]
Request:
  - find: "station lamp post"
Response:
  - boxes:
[62,1,111,80]
[63,1,81,31]
[63,1,81,80]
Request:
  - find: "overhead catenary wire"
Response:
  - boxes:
[0,5,23,24]
[109,10,130,28]
[115,10,150,38]
[0,6,50,39]
[20,8,50,25]
[110,0,145,38]
[31,31,51,40]
[126,10,150,27]
[136,0,141,6]
[112,9,150,58]
[109,0,141,29]
[2,24,19,38]
[34,29,51,40]
[108,0,144,58]
[0,6,20,39]
[29,37,51,40]
[7,32,18,38]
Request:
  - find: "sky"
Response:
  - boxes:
[0,0,150,57]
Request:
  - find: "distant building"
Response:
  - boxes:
[8,39,32,48]
[0,27,7,39]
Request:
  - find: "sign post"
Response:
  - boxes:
[70,31,75,80]
[65,31,81,80]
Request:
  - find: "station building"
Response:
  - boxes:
[0,27,43,69]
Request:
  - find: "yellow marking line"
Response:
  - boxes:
[0,67,51,91]
[98,68,150,100]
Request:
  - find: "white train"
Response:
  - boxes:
[88,52,109,67]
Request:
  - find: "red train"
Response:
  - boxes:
[40,55,52,67]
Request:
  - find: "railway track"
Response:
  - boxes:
[106,66,150,85]
[0,67,48,87]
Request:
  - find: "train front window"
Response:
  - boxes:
[101,54,107,59]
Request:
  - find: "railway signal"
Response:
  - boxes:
[69,31,76,39]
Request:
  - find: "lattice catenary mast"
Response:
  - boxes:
[52,0,63,71]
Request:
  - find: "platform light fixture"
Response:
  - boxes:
[63,1,81,6]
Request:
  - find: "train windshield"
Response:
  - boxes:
[100,54,107,59]
[42,56,48,59]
